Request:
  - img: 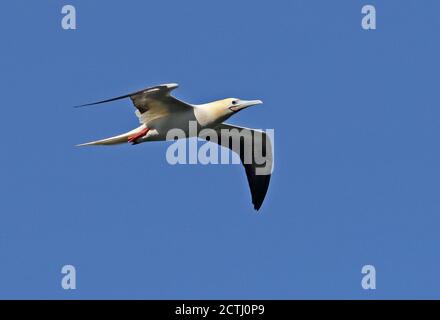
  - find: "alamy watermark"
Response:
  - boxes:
[362,5,376,30]
[361,265,376,290]
[164,121,274,176]
[61,5,76,30]
[61,264,77,290]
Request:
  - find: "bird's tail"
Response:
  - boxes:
[76,125,145,147]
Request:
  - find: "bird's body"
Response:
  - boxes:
[136,101,228,142]
[77,83,273,210]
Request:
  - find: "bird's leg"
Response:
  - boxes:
[128,127,150,145]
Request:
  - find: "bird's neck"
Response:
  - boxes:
[194,101,231,128]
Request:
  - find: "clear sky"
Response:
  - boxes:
[1,0,440,299]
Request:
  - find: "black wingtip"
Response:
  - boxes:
[73,103,92,109]
[249,174,271,212]
[253,200,263,211]
[72,92,134,109]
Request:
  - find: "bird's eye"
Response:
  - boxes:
[232,100,237,105]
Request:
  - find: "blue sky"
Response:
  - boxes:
[1,0,440,299]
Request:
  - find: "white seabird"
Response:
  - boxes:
[76,83,273,211]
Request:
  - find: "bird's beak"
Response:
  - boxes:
[229,99,263,112]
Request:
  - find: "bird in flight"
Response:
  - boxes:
[76,83,273,211]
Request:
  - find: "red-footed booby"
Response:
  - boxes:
[76,83,273,211]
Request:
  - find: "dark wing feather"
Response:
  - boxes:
[242,162,272,211]
[74,83,191,115]
[207,123,273,211]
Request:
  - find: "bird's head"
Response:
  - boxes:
[203,98,263,125]
[209,98,263,121]
[225,98,263,113]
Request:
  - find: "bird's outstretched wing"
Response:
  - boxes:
[75,83,193,123]
[202,123,273,211]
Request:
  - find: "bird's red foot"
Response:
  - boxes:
[128,128,150,144]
